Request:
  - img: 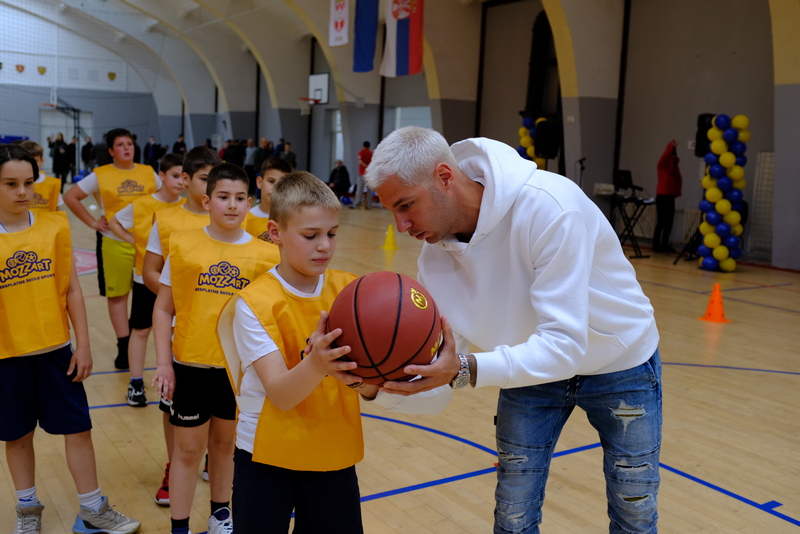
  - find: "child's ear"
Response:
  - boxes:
[256,176,263,189]
[201,194,211,211]
[267,220,281,245]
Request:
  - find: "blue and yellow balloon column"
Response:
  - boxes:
[516,117,548,169]
[697,114,750,272]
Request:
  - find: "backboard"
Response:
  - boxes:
[309,73,330,105]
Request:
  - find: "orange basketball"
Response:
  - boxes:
[327,271,442,385]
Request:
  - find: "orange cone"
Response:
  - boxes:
[698,283,731,323]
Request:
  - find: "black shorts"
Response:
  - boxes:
[95,231,106,297]
[129,281,157,330]
[233,448,363,533]
[0,345,92,442]
[169,362,236,427]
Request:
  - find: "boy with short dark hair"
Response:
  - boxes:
[63,128,161,370]
[19,141,63,212]
[218,171,378,532]
[0,144,140,534]
[244,157,292,241]
[152,163,279,534]
[108,153,186,407]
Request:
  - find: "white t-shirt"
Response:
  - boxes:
[249,204,268,218]
[230,267,453,453]
[36,174,64,207]
[77,168,161,240]
[116,194,182,284]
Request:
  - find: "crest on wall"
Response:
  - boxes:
[16,65,24,73]
[37,66,46,75]
[108,72,116,81]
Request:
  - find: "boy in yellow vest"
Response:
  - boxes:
[63,128,160,370]
[244,156,292,241]
[108,153,186,408]
[141,146,220,507]
[152,163,279,534]
[19,141,63,212]
[0,144,140,534]
[217,171,378,532]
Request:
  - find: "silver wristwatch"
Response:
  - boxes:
[450,353,471,389]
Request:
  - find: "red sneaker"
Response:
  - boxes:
[154,462,170,506]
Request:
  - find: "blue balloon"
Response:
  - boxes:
[704,153,719,166]
[715,223,732,238]
[723,235,740,249]
[516,146,528,158]
[709,164,727,178]
[528,127,537,139]
[731,201,744,212]
[730,141,747,156]
[699,199,714,212]
[735,155,747,167]
[697,245,712,257]
[701,257,720,271]
[717,176,733,192]
[522,117,535,129]
[714,114,732,130]
[726,189,744,202]
[340,196,352,205]
[722,127,739,144]
[705,210,722,225]
[729,248,742,259]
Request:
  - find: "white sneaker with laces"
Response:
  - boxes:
[207,507,233,534]
[14,503,44,534]
[71,496,140,534]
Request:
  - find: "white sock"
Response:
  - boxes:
[16,486,39,506]
[77,488,103,511]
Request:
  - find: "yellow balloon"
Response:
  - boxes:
[699,222,715,235]
[719,257,737,272]
[713,245,729,261]
[723,211,741,226]
[718,152,736,168]
[707,128,723,141]
[535,117,547,125]
[737,129,751,143]
[701,176,717,190]
[704,233,721,248]
[731,114,749,130]
[710,139,728,155]
[715,199,732,215]
[731,224,744,236]
[699,257,705,267]
[518,126,529,138]
[733,178,747,190]
[520,136,533,148]
[534,157,547,169]
[705,187,723,203]
[526,145,535,158]
[726,165,744,180]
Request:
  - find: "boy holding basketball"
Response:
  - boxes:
[218,171,377,532]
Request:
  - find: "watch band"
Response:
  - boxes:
[450,353,470,389]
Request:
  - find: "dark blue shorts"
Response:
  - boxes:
[0,345,92,442]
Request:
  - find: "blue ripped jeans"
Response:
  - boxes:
[494,350,662,534]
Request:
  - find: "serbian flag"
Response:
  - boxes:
[380,0,424,77]
[353,0,379,72]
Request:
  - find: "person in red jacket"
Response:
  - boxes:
[653,140,682,253]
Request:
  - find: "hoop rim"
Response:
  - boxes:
[298,97,321,105]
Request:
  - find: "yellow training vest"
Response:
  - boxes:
[0,212,72,359]
[244,211,273,243]
[132,195,185,275]
[31,176,61,212]
[95,164,157,222]
[170,229,279,367]
[239,269,364,472]
[155,206,209,258]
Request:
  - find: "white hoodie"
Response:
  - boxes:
[418,138,660,389]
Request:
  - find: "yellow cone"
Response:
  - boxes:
[382,225,398,250]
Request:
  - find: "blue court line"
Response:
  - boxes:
[92,367,157,375]
[663,362,800,376]
[639,279,800,314]
[702,283,794,293]
[660,463,800,527]
[362,413,497,456]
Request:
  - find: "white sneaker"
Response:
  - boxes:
[207,507,233,534]
[71,496,140,534]
[13,503,44,534]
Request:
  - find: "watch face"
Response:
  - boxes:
[453,372,470,389]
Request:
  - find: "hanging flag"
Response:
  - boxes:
[380,0,424,77]
[353,0,379,73]
[329,0,349,47]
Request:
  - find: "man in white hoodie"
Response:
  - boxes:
[366,126,661,534]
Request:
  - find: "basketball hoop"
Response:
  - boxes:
[298,97,320,116]
[38,103,56,109]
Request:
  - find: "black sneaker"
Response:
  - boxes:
[127,379,147,407]
[114,352,129,370]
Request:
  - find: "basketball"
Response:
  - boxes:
[327,271,442,385]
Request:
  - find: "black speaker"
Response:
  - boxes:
[695,113,714,157]
[534,120,560,160]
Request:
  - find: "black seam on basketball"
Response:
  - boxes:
[380,291,440,380]
[371,274,403,382]
[353,277,380,371]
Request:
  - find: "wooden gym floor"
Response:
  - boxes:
[1,192,798,533]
